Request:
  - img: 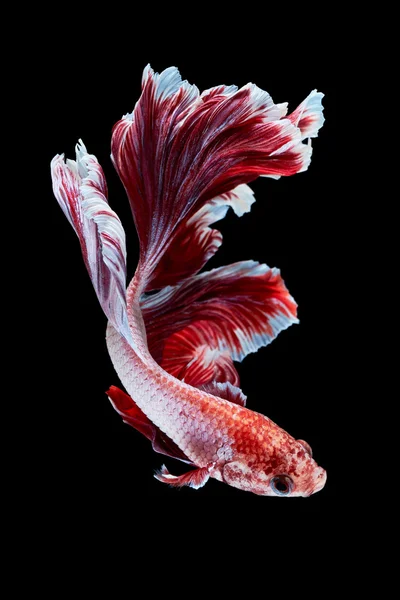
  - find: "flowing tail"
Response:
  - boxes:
[111,65,324,384]
[51,65,324,385]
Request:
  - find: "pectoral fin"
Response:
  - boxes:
[154,463,215,489]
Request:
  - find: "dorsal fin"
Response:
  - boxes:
[51,142,134,348]
[199,381,247,407]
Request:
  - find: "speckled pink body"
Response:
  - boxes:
[106,278,326,497]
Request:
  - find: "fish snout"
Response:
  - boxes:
[307,467,327,496]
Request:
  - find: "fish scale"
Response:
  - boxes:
[106,320,239,471]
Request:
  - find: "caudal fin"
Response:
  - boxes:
[111,65,324,292]
[141,260,298,387]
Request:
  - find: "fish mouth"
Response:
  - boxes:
[308,467,327,496]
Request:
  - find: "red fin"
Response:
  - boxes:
[154,464,214,489]
[107,386,191,463]
[141,261,298,387]
[111,65,323,289]
[199,381,247,407]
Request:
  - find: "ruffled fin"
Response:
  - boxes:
[112,65,324,290]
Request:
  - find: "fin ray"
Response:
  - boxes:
[51,142,133,345]
[141,260,298,388]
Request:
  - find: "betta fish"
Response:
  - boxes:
[51,65,326,496]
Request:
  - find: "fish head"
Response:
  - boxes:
[263,436,327,497]
[222,429,326,497]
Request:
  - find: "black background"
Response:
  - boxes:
[35,23,342,531]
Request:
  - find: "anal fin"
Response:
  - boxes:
[107,386,191,464]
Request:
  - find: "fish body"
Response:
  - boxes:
[51,65,326,496]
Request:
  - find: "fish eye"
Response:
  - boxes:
[270,475,293,496]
